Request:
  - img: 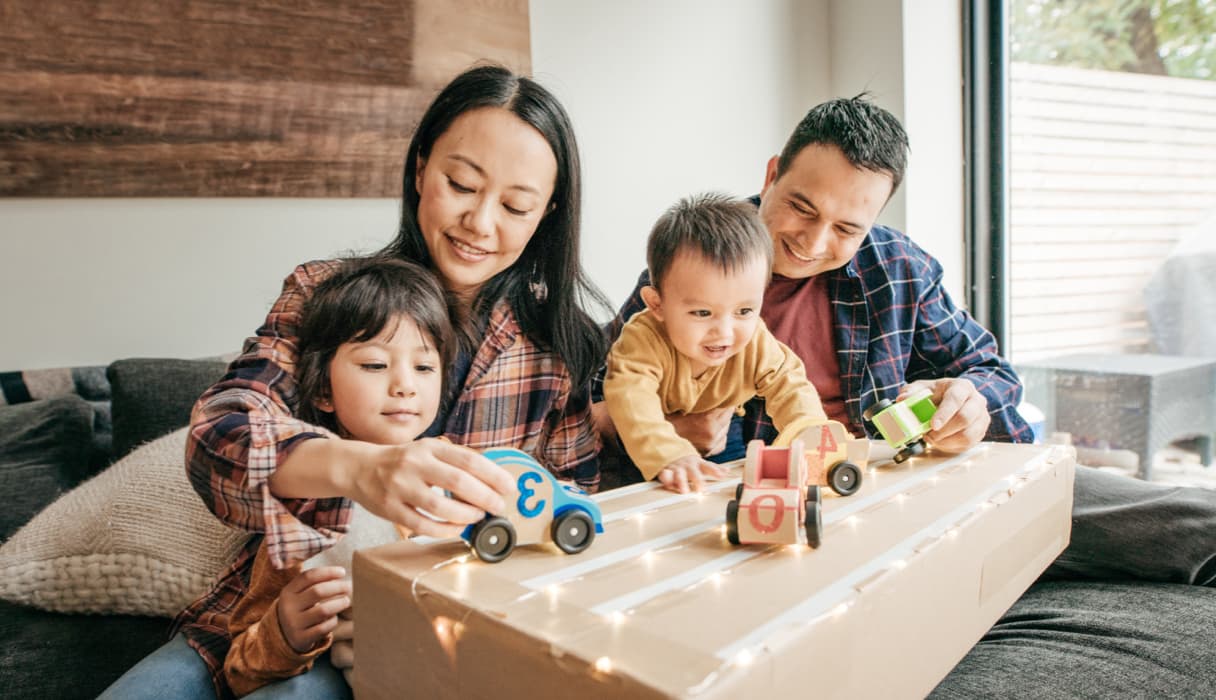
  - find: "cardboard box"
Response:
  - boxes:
[352,442,1075,699]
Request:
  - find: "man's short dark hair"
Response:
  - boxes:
[647,192,773,291]
[777,93,909,195]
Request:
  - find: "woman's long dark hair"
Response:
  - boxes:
[378,64,609,389]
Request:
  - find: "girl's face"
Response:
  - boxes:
[318,316,443,446]
[415,107,557,300]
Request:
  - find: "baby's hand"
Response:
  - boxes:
[658,454,728,494]
[276,566,352,655]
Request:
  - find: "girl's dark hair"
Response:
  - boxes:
[295,258,456,431]
[378,64,609,389]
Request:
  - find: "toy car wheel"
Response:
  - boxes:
[893,440,927,464]
[804,493,822,549]
[471,517,516,563]
[828,461,863,497]
[552,510,596,554]
[735,483,745,501]
[863,399,893,422]
[725,500,741,545]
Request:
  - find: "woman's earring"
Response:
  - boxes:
[529,261,548,302]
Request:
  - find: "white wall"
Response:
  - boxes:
[530,0,830,309]
[1,0,964,370]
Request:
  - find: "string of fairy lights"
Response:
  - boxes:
[401,443,1070,695]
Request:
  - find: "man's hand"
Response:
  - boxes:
[657,454,729,494]
[666,407,736,457]
[900,378,990,453]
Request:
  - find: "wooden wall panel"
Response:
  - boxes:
[0,0,529,196]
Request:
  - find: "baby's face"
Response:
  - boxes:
[646,250,769,377]
[322,315,443,445]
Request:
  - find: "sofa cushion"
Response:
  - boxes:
[931,580,1216,698]
[107,357,228,459]
[0,428,250,617]
[0,396,96,542]
[0,599,168,700]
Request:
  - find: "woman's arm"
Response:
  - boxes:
[188,262,513,569]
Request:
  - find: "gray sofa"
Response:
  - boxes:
[0,358,228,699]
[2,359,1214,699]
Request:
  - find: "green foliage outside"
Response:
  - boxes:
[1011,0,1216,80]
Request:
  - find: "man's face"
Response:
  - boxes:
[757,143,894,279]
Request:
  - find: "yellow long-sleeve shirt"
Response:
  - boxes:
[603,310,826,479]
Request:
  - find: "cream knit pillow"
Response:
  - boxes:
[0,427,250,616]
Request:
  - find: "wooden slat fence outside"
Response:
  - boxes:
[1010,62,1216,362]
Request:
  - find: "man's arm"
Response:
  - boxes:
[907,257,1032,446]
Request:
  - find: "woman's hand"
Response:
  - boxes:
[900,378,991,453]
[666,407,736,457]
[276,566,351,655]
[348,438,516,538]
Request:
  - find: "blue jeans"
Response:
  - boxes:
[706,415,747,464]
[98,634,352,700]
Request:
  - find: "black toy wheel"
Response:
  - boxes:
[804,492,823,549]
[893,440,927,464]
[735,482,745,501]
[827,461,863,497]
[863,398,894,422]
[552,510,595,554]
[725,500,741,545]
[471,517,515,563]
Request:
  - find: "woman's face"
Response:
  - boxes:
[415,107,558,300]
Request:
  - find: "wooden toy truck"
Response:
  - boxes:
[773,417,870,496]
[726,438,824,548]
[863,389,937,463]
[462,448,604,563]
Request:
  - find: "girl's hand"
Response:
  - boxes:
[348,438,516,538]
[658,454,729,494]
[276,566,351,655]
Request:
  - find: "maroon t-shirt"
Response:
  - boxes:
[762,274,847,425]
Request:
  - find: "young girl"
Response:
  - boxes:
[222,257,455,697]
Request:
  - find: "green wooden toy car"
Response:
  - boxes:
[863,389,937,463]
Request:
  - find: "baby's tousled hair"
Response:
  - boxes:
[295,257,456,431]
[646,192,773,291]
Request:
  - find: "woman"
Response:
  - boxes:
[100,64,610,699]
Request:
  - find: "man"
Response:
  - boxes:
[594,95,1216,696]
[595,96,1029,492]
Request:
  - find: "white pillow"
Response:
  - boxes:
[0,427,251,616]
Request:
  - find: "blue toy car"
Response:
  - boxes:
[461,448,605,563]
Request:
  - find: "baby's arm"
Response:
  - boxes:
[658,454,729,494]
[753,328,828,431]
[225,546,350,696]
[603,321,705,481]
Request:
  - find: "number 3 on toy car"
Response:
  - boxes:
[516,471,545,518]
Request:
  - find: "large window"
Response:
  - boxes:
[1000,0,1216,482]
